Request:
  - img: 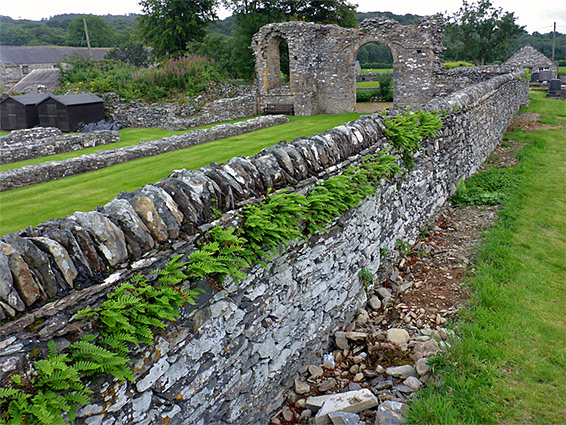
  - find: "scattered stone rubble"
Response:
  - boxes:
[272,204,499,425]
[103,83,257,129]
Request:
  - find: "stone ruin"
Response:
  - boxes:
[252,16,446,114]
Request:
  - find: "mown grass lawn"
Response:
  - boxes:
[360,68,393,74]
[407,91,566,424]
[0,113,362,235]
[356,81,380,88]
[0,118,251,172]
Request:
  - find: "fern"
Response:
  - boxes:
[69,339,133,382]
[0,341,92,425]
[241,191,308,262]
[384,110,443,170]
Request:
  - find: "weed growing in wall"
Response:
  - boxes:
[383,110,443,170]
[358,268,375,287]
[0,139,425,424]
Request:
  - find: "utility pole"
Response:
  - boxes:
[552,22,556,61]
[83,17,92,58]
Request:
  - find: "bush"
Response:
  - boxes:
[360,62,393,69]
[377,73,393,102]
[356,89,379,102]
[58,54,227,102]
[443,61,475,69]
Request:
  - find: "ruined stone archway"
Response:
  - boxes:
[252,16,446,115]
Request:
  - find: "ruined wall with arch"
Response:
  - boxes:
[0,70,528,424]
[252,16,446,115]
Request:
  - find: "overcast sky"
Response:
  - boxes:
[1,0,564,34]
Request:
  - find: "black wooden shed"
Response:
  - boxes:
[36,93,104,132]
[0,94,48,130]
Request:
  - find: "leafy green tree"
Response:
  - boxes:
[224,0,357,26]
[446,0,525,65]
[220,0,357,79]
[66,15,117,47]
[105,38,152,66]
[138,0,217,58]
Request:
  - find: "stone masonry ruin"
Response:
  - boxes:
[252,16,446,114]
[0,16,536,425]
[0,69,529,424]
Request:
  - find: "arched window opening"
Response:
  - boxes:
[265,36,290,93]
[279,40,290,82]
[355,41,394,112]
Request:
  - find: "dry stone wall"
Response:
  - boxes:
[0,72,528,424]
[0,128,120,165]
[103,84,258,129]
[0,115,289,191]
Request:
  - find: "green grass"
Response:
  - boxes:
[0,118,251,172]
[360,68,393,74]
[0,113,362,235]
[559,66,565,74]
[407,91,566,424]
[356,81,380,88]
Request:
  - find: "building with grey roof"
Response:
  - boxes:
[0,46,109,92]
[502,44,558,79]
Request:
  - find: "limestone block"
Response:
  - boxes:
[314,389,378,424]
[71,211,128,267]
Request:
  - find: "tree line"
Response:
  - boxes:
[1,0,564,79]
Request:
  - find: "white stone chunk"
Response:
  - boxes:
[314,389,378,424]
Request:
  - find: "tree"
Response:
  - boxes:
[446,0,525,65]
[138,0,217,59]
[220,0,358,79]
[66,15,117,47]
[105,38,152,66]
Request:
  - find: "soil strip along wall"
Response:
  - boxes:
[0,72,528,424]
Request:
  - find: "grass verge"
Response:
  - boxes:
[0,113,362,235]
[0,118,251,172]
[407,91,566,424]
[357,81,380,88]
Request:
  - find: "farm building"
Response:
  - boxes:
[0,94,49,130]
[0,46,109,91]
[37,93,105,132]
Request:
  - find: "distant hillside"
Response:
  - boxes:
[1,11,563,62]
[0,14,139,47]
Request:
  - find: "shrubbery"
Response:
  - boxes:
[360,62,393,70]
[443,61,475,69]
[356,74,393,102]
[58,54,227,102]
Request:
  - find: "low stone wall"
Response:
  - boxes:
[163,95,259,130]
[0,115,289,191]
[356,72,390,82]
[0,128,120,165]
[0,71,528,424]
[434,65,522,98]
[103,84,258,129]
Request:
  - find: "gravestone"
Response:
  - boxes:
[560,75,566,84]
[538,70,553,82]
[530,72,539,83]
[546,79,562,99]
